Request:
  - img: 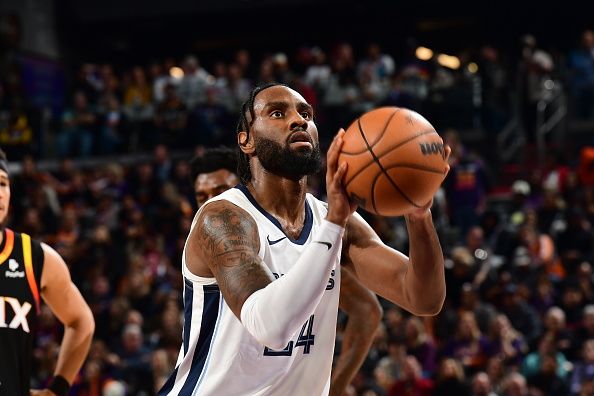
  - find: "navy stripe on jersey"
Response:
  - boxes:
[157,367,178,395]
[183,278,193,355]
[236,184,313,245]
[179,284,221,396]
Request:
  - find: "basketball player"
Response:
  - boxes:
[0,148,95,396]
[159,83,449,395]
[189,147,382,395]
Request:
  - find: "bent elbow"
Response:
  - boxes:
[415,295,445,317]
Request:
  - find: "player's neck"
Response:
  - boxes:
[247,174,308,224]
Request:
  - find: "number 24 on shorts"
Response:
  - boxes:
[263,315,315,356]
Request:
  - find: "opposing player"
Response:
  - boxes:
[0,148,95,396]
[159,83,448,395]
[188,147,382,395]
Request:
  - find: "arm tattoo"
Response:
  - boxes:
[196,203,272,315]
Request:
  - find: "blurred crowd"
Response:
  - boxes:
[1,25,594,396]
[1,29,594,160]
[5,129,593,396]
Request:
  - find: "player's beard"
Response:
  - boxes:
[255,136,321,179]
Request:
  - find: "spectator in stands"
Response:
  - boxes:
[98,94,125,154]
[459,283,497,334]
[178,55,211,109]
[442,311,489,374]
[517,34,555,141]
[522,332,569,380]
[112,323,153,395]
[471,371,498,396]
[404,316,437,376]
[500,282,542,346]
[544,306,574,355]
[567,30,594,119]
[123,66,153,124]
[444,130,489,238]
[0,96,34,159]
[484,313,527,365]
[57,91,96,157]
[305,47,332,94]
[434,358,471,395]
[154,83,188,148]
[527,351,570,396]
[501,372,529,396]
[570,339,594,395]
[388,356,434,396]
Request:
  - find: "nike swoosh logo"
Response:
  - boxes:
[267,236,287,245]
[313,241,332,250]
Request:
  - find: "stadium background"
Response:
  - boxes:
[1,0,594,394]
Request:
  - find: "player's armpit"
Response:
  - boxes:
[192,200,274,319]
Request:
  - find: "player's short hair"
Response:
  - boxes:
[0,147,7,162]
[236,82,287,184]
[189,146,238,183]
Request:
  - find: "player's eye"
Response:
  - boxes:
[271,110,283,118]
[301,112,311,119]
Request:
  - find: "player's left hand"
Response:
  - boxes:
[30,389,57,396]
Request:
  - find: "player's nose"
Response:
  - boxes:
[289,111,308,131]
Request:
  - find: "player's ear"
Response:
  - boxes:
[238,131,255,154]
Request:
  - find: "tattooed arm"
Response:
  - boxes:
[190,200,345,349]
[189,200,272,319]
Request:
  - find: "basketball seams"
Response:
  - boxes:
[355,119,422,210]
[370,164,421,215]
[344,129,440,186]
[340,108,399,155]
[370,107,400,147]
[383,163,446,175]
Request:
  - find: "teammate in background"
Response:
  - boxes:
[160,83,448,395]
[0,148,95,396]
[189,147,382,395]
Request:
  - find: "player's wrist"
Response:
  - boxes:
[405,208,432,222]
[47,375,70,396]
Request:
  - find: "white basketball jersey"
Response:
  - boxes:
[159,185,341,396]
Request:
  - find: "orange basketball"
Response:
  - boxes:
[338,107,448,217]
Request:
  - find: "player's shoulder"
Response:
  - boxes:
[195,194,259,236]
[4,228,43,249]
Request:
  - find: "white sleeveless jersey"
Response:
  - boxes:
[159,185,341,396]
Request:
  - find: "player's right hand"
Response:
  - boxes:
[325,128,357,227]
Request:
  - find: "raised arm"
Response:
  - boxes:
[342,208,446,316]
[190,130,356,349]
[38,243,95,388]
[193,200,345,350]
[331,266,382,396]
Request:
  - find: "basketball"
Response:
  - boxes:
[338,107,448,217]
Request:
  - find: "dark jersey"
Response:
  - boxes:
[0,228,44,396]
